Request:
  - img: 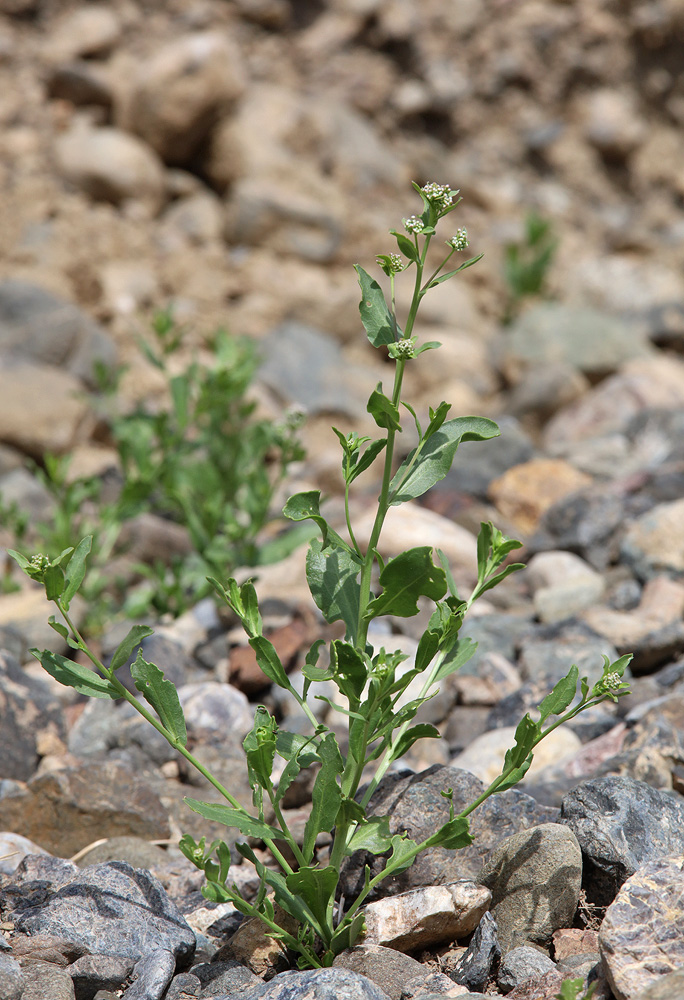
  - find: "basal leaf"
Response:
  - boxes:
[130,649,187,746]
[355,265,398,347]
[184,798,281,841]
[366,547,446,619]
[389,417,500,505]
[302,733,343,862]
[285,865,338,931]
[63,536,92,609]
[109,624,155,672]
[31,648,118,700]
[306,538,361,641]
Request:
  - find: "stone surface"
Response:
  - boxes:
[635,967,684,1000]
[212,967,392,1000]
[0,954,23,1000]
[599,856,684,1000]
[0,832,49,874]
[488,459,592,536]
[0,648,65,781]
[450,911,501,993]
[0,361,92,458]
[17,960,76,999]
[11,860,196,963]
[362,882,491,952]
[560,776,684,905]
[497,946,557,994]
[620,498,684,580]
[68,954,136,998]
[452,726,582,788]
[0,759,170,856]
[118,948,176,999]
[479,824,582,950]
[333,944,428,1000]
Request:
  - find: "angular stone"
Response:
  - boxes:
[560,777,684,905]
[213,967,391,1000]
[599,856,684,1000]
[333,944,427,1000]
[0,954,23,1000]
[68,954,135,998]
[452,727,582,788]
[0,648,65,781]
[0,759,170,856]
[119,948,176,1000]
[620,498,684,580]
[0,361,92,458]
[479,824,582,950]
[497,946,556,994]
[488,459,592,536]
[362,882,491,951]
[12,861,195,963]
[0,832,49,875]
[636,967,684,1000]
[450,911,500,993]
[16,960,75,999]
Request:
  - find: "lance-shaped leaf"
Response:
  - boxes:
[348,438,387,484]
[538,665,579,724]
[283,491,351,552]
[185,798,282,842]
[249,636,290,689]
[330,640,367,704]
[244,706,278,790]
[302,733,343,862]
[63,536,92,609]
[391,723,440,759]
[423,816,473,851]
[426,253,484,287]
[346,814,394,855]
[130,649,187,745]
[306,538,361,641]
[495,714,538,792]
[285,865,339,931]
[390,230,420,262]
[31,648,119,700]
[44,564,65,602]
[433,637,477,683]
[367,387,401,432]
[389,417,500,505]
[355,265,399,347]
[109,624,155,672]
[366,547,446,619]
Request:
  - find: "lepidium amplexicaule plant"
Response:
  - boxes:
[11,182,632,971]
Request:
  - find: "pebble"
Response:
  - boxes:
[450,911,501,993]
[619,497,684,580]
[488,459,592,536]
[0,361,92,458]
[362,882,491,951]
[497,946,556,993]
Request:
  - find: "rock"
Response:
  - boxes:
[44,5,121,61]
[362,882,491,952]
[16,961,76,998]
[452,727,582,788]
[503,968,568,1000]
[599,856,684,1000]
[118,948,176,1000]
[116,32,245,165]
[162,191,224,245]
[0,832,49,874]
[636,967,684,1000]
[501,305,650,383]
[0,648,65,781]
[0,759,170,856]
[433,417,535,500]
[0,466,55,524]
[560,776,684,905]
[458,614,534,678]
[215,967,392,1000]
[450,911,501,993]
[0,280,117,386]
[581,89,646,159]
[164,972,202,998]
[333,944,428,1000]
[191,958,260,994]
[506,362,590,424]
[46,60,114,108]
[177,681,253,741]
[497,946,556,994]
[54,125,166,211]
[0,361,92,458]
[219,908,295,978]
[0,955,23,1000]
[517,632,618,687]
[533,486,626,571]
[479,824,582,950]
[620,498,684,580]
[552,928,600,963]
[354,503,479,574]
[98,261,159,318]
[488,460,592,536]
[73,836,170,870]
[9,860,195,963]
[68,954,136,998]
[340,766,556,899]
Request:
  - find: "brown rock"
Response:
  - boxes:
[229,616,309,695]
[599,856,684,1000]
[488,459,592,536]
[620,499,684,580]
[0,361,92,458]
[552,928,600,962]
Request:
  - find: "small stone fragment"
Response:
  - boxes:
[450,911,501,993]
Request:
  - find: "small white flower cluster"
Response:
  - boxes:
[448,228,469,252]
[387,253,404,273]
[393,338,416,359]
[601,671,622,691]
[421,182,454,210]
[403,215,424,235]
[30,554,50,571]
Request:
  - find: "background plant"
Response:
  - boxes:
[503,210,558,322]
[12,183,631,970]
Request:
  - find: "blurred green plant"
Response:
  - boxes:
[503,211,558,322]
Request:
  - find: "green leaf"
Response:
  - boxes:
[348,438,387,484]
[244,705,278,791]
[390,231,420,262]
[346,814,394,855]
[423,816,473,851]
[285,865,338,931]
[109,624,155,672]
[426,253,484,286]
[330,640,368,704]
[44,564,65,602]
[306,538,361,641]
[31,648,119,699]
[184,798,282,841]
[538,665,580,723]
[302,733,343,862]
[384,833,420,876]
[7,549,29,572]
[495,714,539,791]
[424,402,451,440]
[330,911,366,956]
[389,417,500,505]
[366,547,446,619]
[414,341,441,355]
[433,637,477,683]
[391,723,440,759]
[283,491,351,552]
[414,629,440,674]
[367,386,401,432]
[355,265,398,347]
[63,536,92,609]
[249,636,290,689]
[47,616,69,641]
[130,649,187,745]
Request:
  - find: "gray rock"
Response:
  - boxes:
[213,968,392,1000]
[0,648,66,781]
[635,966,684,1000]
[12,861,195,964]
[0,832,49,875]
[120,948,176,999]
[68,953,135,998]
[0,361,92,459]
[450,911,501,993]
[479,824,582,950]
[517,634,618,687]
[0,954,23,1000]
[165,972,201,998]
[333,944,425,1000]
[0,466,55,523]
[178,681,253,742]
[497,946,556,994]
[340,766,556,899]
[599,856,684,1000]
[560,776,684,905]
[74,836,170,870]
[620,498,684,580]
[459,614,535,678]
[0,279,117,387]
[47,60,114,108]
[532,487,625,571]
[192,958,260,993]
[434,417,535,499]
[18,960,76,998]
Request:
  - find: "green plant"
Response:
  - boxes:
[11,182,631,970]
[555,978,597,1000]
[503,210,558,321]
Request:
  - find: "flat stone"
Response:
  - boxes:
[0,361,92,458]
[15,960,75,999]
[0,954,23,1000]
[12,861,195,963]
[636,967,684,1000]
[68,954,135,998]
[0,832,49,875]
[599,856,684,1000]
[333,943,427,1000]
[560,777,684,905]
[497,946,556,994]
[362,882,491,952]
[479,824,582,950]
[450,911,500,993]
[119,948,176,999]
[212,967,391,1000]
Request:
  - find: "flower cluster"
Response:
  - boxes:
[448,229,469,252]
[391,338,417,359]
[421,182,455,211]
[601,671,623,691]
[377,253,404,273]
[403,215,424,235]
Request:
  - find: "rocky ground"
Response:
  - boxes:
[2,1,684,999]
